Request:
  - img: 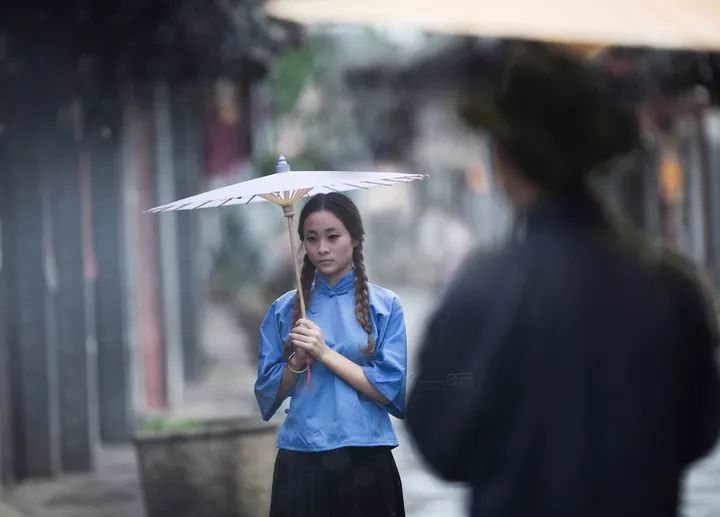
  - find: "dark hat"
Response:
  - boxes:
[458,42,639,190]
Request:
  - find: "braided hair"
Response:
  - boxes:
[285,192,375,359]
[352,241,375,356]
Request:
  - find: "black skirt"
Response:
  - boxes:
[269,446,405,517]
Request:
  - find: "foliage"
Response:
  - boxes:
[140,417,204,433]
[267,45,317,114]
[209,213,260,303]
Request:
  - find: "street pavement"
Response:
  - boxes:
[390,285,469,516]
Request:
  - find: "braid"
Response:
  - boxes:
[284,254,315,360]
[353,243,375,357]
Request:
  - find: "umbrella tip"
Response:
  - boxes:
[276,155,292,173]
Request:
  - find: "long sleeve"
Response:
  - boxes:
[254,278,404,451]
[406,249,525,481]
[254,302,288,422]
[405,299,481,481]
[362,297,408,419]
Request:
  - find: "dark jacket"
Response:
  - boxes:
[406,192,720,517]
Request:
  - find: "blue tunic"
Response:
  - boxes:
[254,270,407,452]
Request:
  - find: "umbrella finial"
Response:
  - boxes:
[276,155,292,173]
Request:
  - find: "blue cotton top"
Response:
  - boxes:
[254,270,407,452]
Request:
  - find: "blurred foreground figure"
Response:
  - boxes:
[406,43,720,517]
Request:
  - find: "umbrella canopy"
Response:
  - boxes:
[148,156,426,321]
[148,162,425,212]
[265,0,720,51]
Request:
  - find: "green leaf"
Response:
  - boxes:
[269,46,315,114]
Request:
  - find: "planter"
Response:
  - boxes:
[134,418,278,517]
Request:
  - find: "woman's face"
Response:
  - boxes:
[302,210,355,286]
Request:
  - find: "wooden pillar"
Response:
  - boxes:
[0,115,13,486]
[10,124,61,478]
[703,109,720,286]
[697,108,718,280]
[153,81,184,409]
[121,88,166,413]
[90,96,134,443]
[1,23,100,479]
[172,86,203,382]
[50,102,99,472]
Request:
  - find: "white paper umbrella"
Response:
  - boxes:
[148,156,426,318]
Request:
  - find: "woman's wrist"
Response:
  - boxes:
[287,352,307,373]
[316,346,333,365]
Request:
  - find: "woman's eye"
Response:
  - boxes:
[306,236,317,243]
[328,234,339,241]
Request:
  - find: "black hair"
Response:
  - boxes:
[284,192,375,359]
[460,42,640,192]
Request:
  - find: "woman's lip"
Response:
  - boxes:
[318,259,333,264]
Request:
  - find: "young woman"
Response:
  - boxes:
[254,192,407,517]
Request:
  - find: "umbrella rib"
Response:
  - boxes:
[218,198,237,207]
[346,183,369,190]
[194,200,214,209]
[244,195,258,205]
[259,193,282,204]
[290,188,313,201]
[258,193,270,203]
[361,180,394,186]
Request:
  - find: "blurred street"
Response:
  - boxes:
[682,442,720,517]
[2,4,720,517]
[1,286,466,517]
[2,285,719,517]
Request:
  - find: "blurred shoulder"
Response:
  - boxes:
[427,243,520,324]
[656,247,716,310]
[610,219,701,285]
[446,244,517,296]
[620,228,717,318]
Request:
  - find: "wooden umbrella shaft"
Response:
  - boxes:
[283,205,306,319]
[282,203,313,390]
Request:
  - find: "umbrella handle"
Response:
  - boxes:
[284,206,307,319]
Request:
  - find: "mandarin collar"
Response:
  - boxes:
[314,270,355,296]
